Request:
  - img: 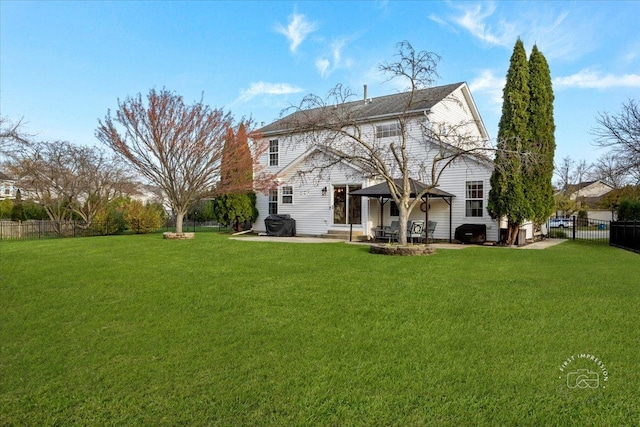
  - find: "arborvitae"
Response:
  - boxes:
[488,38,532,244]
[525,44,556,225]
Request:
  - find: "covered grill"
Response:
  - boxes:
[455,224,486,244]
[264,214,296,237]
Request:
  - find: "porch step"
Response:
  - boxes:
[323,229,368,241]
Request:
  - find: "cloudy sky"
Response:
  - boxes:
[1,1,639,164]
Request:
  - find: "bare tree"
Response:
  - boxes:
[8,141,134,230]
[278,41,491,244]
[589,152,628,188]
[96,89,238,234]
[0,117,32,158]
[555,156,592,194]
[592,99,640,180]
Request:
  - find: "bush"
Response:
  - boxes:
[0,199,13,219]
[549,229,567,238]
[212,193,256,231]
[124,200,164,234]
[617,198,640,221]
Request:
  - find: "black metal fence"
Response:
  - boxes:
[547,216,611,246]
[610,221,640,253]
[0,219,227,241]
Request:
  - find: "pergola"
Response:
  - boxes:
[351,178,456,242]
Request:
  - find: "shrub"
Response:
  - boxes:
[212,193,255,231]
[124,200,164,234]
[617,198,640,221]
[0,199,13,219]
[549,229,567,238]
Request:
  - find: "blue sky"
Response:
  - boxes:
[1,1,639,165]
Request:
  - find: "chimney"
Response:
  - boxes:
[363,84,368,104]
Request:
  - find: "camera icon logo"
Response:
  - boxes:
[567,369,600,389]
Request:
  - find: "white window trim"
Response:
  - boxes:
[268,189,278,215]
[281,185,294,204]
[268,139,279,167]
[465,180,484,218]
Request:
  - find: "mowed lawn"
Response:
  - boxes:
[1,234,639,426]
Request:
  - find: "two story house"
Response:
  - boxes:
[253,82,502,242]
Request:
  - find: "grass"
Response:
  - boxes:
[1,234,639,426]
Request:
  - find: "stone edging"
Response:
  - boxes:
[369,244,436,256]
[163,232,195,240]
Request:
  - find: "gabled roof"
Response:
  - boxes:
[0,172,13,181]
[259,82,465,136]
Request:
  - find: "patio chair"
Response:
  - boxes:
[383,220,400,242]
[408,220,425,244]
[427,220,437,241]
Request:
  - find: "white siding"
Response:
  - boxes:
[255,154,369,236]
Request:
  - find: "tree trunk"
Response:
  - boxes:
[398,202,409,245]
[175,211,185,234]
[507,223,520,245]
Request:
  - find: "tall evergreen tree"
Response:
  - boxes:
[488,38,532,244]
[525,44,556,225]
[216,122,257,231]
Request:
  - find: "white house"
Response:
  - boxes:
[567,180,616,221]
[253,82,503,242]
[0,172,17,201]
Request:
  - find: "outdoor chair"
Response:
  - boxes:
[427,220,437,241]
[408,220,425,244]
[383,220,400,242]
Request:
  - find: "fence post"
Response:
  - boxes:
[572,215,576,240]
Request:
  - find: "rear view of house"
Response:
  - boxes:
[253,82,500,242]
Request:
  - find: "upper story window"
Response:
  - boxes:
[269,139,279,167]
[281,186,293,204]
[375,123,401,139]
[465,181,484,217]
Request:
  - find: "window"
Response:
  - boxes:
[268,189,278,215]
[281,186,293,204]
[375,123,401,138]
[465,181,484,217]
[390,201,399,217]
[269,139,279,166]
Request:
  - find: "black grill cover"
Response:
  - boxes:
[265,214,296,237]
[455,224,486,244]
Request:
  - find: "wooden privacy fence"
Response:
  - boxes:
[610,221,640,253]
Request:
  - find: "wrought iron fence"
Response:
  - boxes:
[547,216,610,245]
[0,219,227,240]
[610,221,640,253]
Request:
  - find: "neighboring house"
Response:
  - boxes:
[0,171,17,201]
[565,180,616,221]
[254,82,505,242]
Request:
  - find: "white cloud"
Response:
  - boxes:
[435,2,593,61]
[315,39,352,78]
[238,82,304,102]
[554,69,640,89]
[275,13,317,53]
[450,2,516,47]
[315,58,330,78]
[468,69,504,112]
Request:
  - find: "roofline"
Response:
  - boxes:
[260,108,435,138]
[259,82,466,137]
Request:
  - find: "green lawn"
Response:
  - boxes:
[1,235,639,426]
